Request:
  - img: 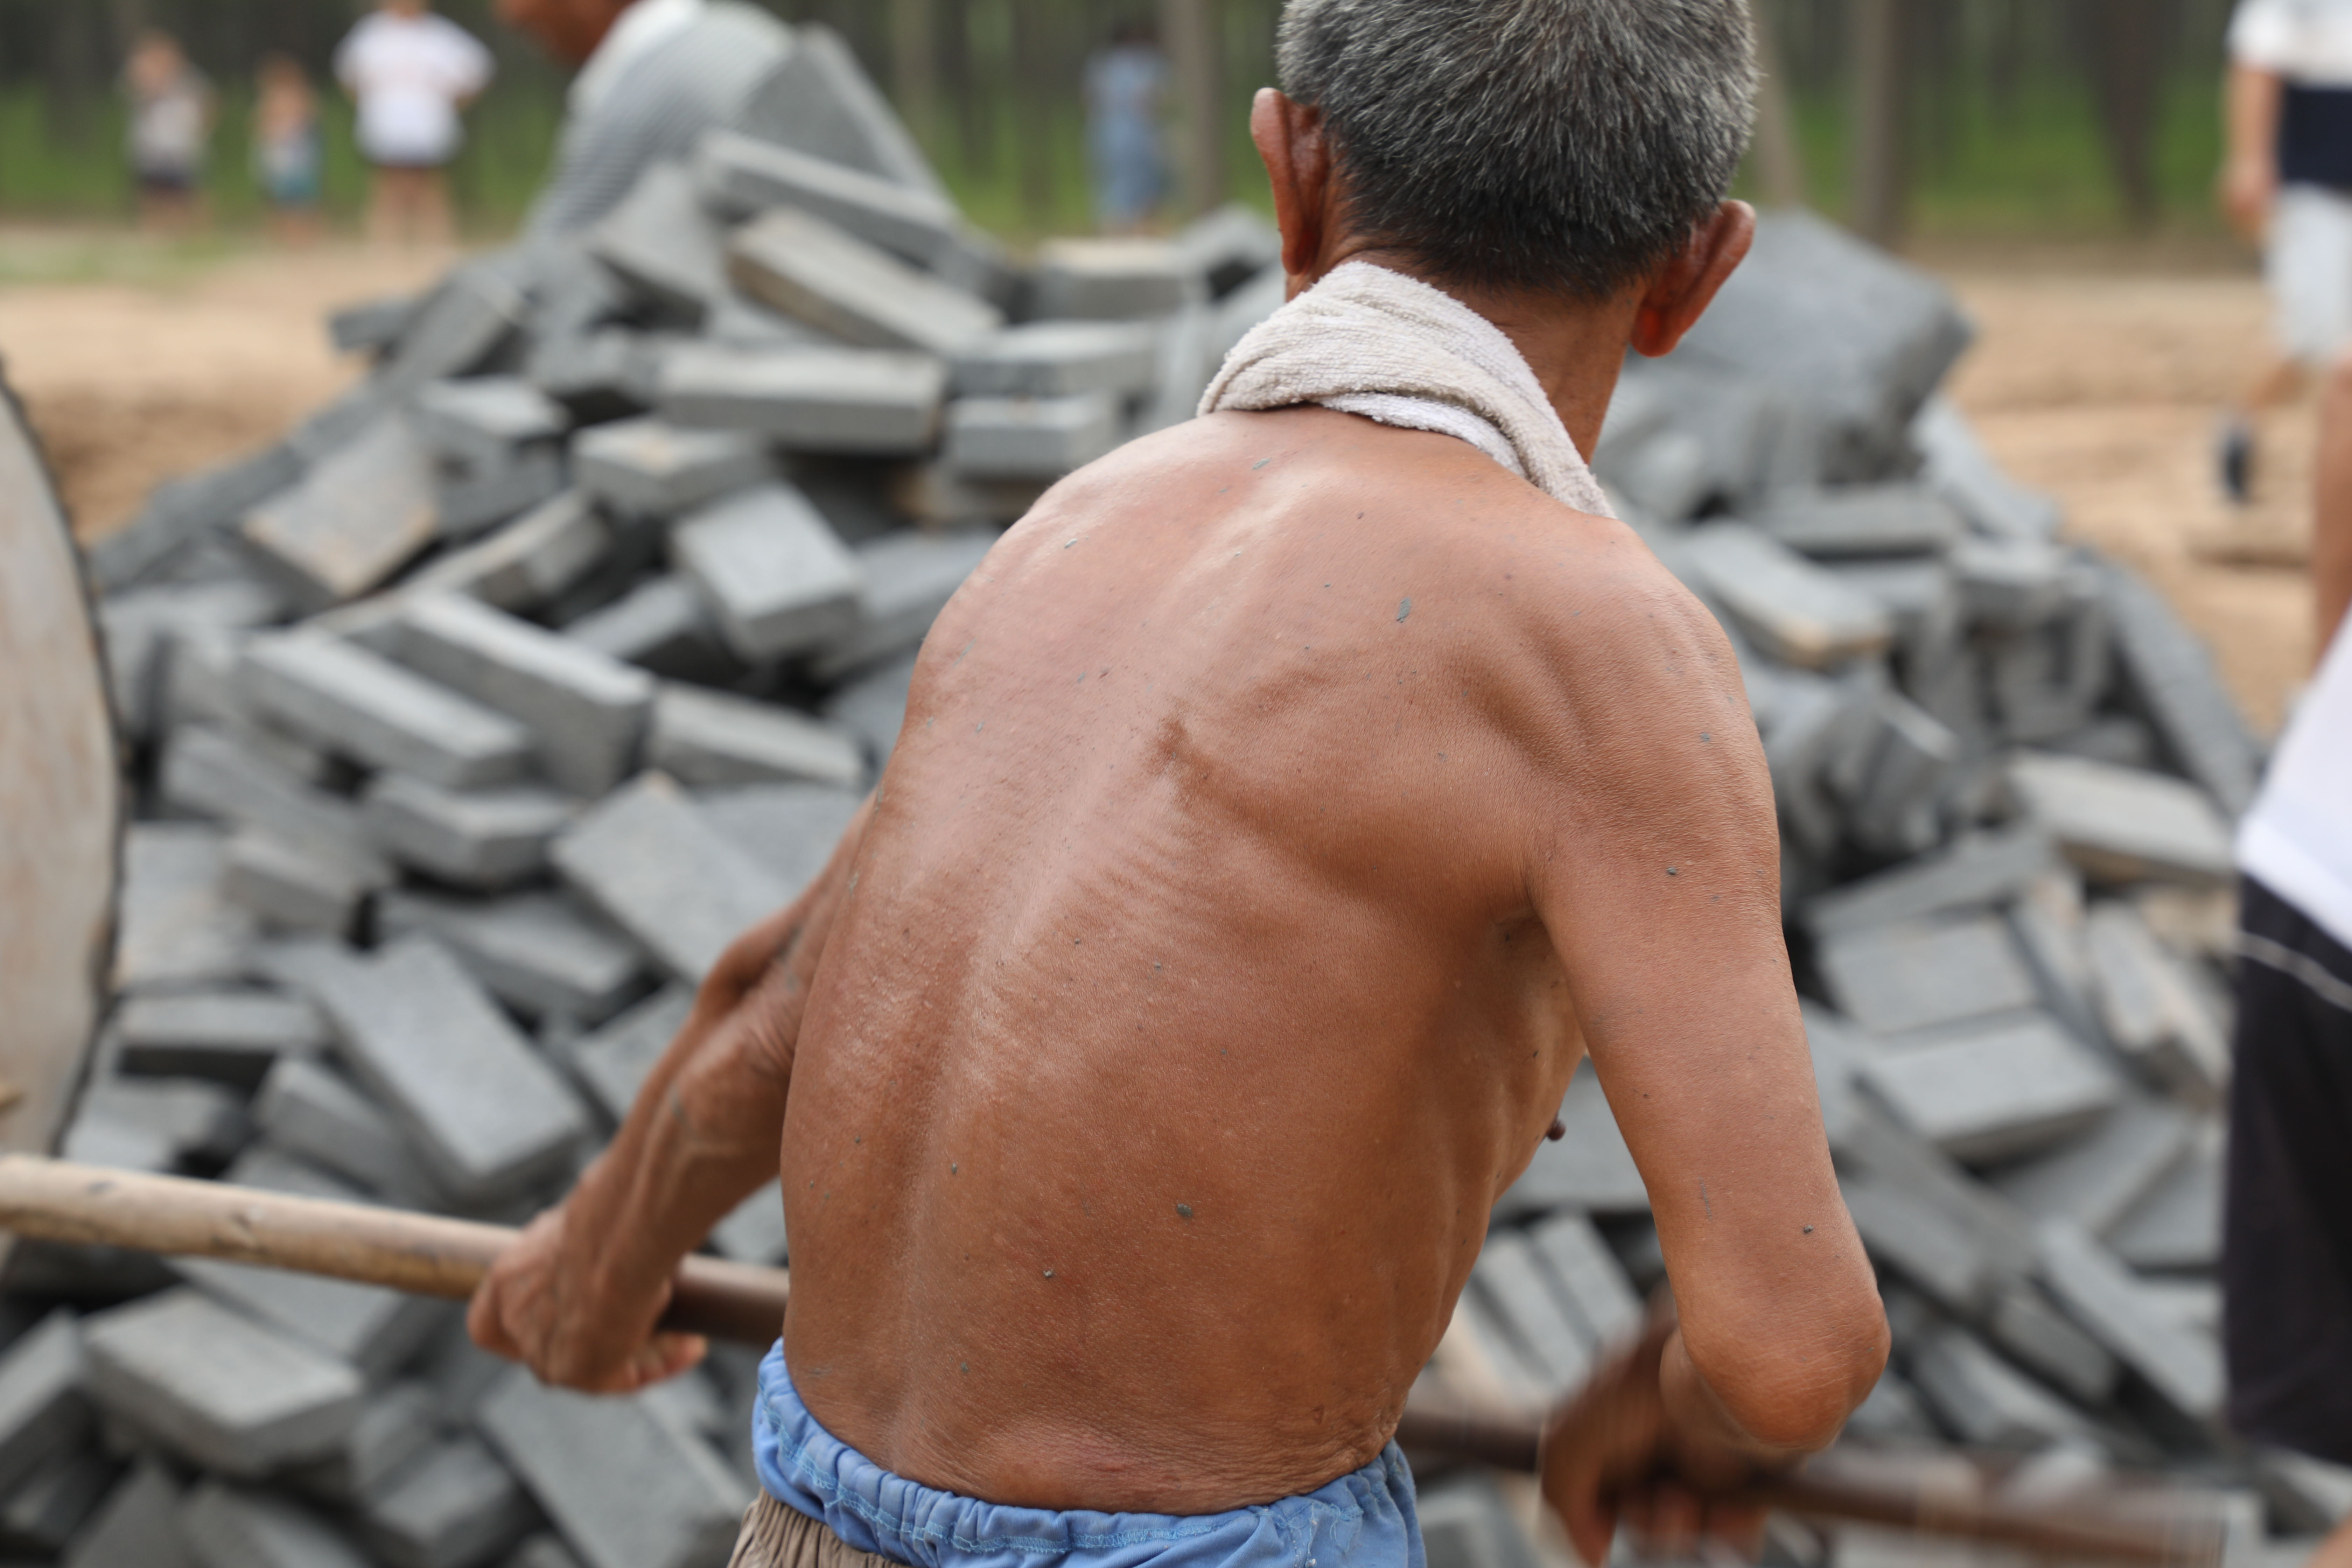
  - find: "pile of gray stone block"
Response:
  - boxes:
[23,42,2335,1562]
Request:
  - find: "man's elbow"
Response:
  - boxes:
[1704,1297,1892,1454]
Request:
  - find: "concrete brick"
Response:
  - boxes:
[403,491,613,614]
[703,295,841,353]
[708,1180,789,1266]
[573,418,769,519]
[241,634,533,791]
[415,379,567,471]
[1840,1173,1992,1314]
[671,483,865,661]
[254,1056,441,1208]
[1031,238,1195,320]
[0,1448,117,1556]
[2006,752,2235,887]
[1172,204,1283,299]
[223,826,389,938]
[113,825,257,993]
[475,1368,751,1568]
[2006,870,2111,1051]
[887,464,1048,528]
[1471,1232,1592,1396]
[572,986,695,1124]
[554,775,790,983]
[379,890,644,1024]
[1492,1067,1650,1219]
[0,1312,91,1497]
[527,329,640,414]
[1803,1001,1878,1155]
[563,575,734,681]
[63,1076,252,1175]
[1805,823,2057,938]
[62,1461,190,1568]
[587,163,727,323]
[329,294,419,356]
[304,938,593,1205]
[2036,1218,2223,1419]
[1908,1325,2088,1449]
[1414,1474,1542,1568]
[83,1290,363,1477]
[1860,1014,2123,1164]
[693,129,959,265]
[1849,694,1962,856]
[363,776,575,891]
[1950,537,2072,630]
[2108,1126,2222,1272]
[1989,1093,2195,1236]
[945,393,1120,480]
[507,1534,587,1568]
[393,595,654,796]
[241,416,439,611]
[182,1481,374,1568]
[1843,1372,1942,1446]
[2085,903,2230,1104]
[362,1437,537,1568]
[953,321,1158,399]
[823,649,920,768]
[101,578,285,742]
[1753,486,1966,558]
[648,685,864,790]
[90,442,304,594]
[1816,915,2040,1035]
[658,343,946,456]
[694,784,864,902]
[2096,560,2262,816]
[287,1382,440,1506]
[1684,523,1894,669]
[1913,396,2063,543]
[737,20,943,192]
[1986,1280,2119,1405]
[727,206,1003,358]
[159,725,377,865]
[1528,1213,1643,1346]
[812,527,995,680]
[437,450,569,542]
[379,258,529,394]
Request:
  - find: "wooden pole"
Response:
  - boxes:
[1751,0,1811,210]
[1849,0,1908,246]
[1161,0,1225,217]
[890,0,939,149]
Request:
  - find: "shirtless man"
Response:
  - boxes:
[471,2,1890,1563]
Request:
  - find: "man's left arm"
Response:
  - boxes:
[469,797,873,1392]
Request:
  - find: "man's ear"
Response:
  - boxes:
[1628,202,1757,359]
[1252,88,1331,286]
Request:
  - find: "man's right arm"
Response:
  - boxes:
[2223,60,2283,239]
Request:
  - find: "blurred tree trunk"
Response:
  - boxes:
[1012,0,1055,229]
[1849,0,1909,246]
[890,0,937,147]
[1161,0,1224,216]
[2077,0,2168,229]
[1752,0,1810,208]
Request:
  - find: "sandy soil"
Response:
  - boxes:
[0,229,2320,734]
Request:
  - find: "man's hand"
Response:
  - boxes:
[2222,154,2277,242]
[468,1203,708,1394]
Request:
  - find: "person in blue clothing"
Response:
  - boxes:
[1086,19,1171,234]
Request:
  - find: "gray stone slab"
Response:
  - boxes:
[176,1244,444,1389]
[553,774,791,983]
[2108,1126,2222,1272]
[1805,823,2058,938]
[159,727,384,890]
[379,890,644,1024]
[1173,203,1283,298]
[101,577,285,742]
[0,1447,116,1556]
[812,527,995,680]
[945,393,1121,480]
[1415,1474,1542,1568]
[379,258,530,394]
[83,1290,363,1477]
[415,379,567,470]
[1990,1093,2196,1236]
[694,128,959,265]
[671,483,865,661]
[404,491,614,614]
[221,827,388,937]
[2085,902,2230,1102]
[2006,752,2235,886]
[362,1436,537,1568]
[1816,915,2040,1035]
[1839,1172,1991,1314]
[709,1180,790,1266]
[63,1076,251,1175]
[476,1369,751,1568]
[694,784,864,904]
[363,775,576,891]
[1951,537,2073,631]
[508,1534,587,1568]
[91,442,306,593]
[1752,486,1966,558]
[241,415,439,611]
[703,294,841,352]
[888,465,1047,528]
[528,328,642,412]
[182,1481,374,1568]
[728,206,1002,358]
[253,1051,442,1207]
[0,1312,90,1498]
[1849,694,1962,856]
[1860,1014,2123,1164]
[62,1460,190,1568]
[586,162,727,321]
[1987,1280,2119,1405]
[562,575,730,678]
[1031,237,1195,320]
[2096,560,2262,816]
[1471,1232,1592,1396]
[1907,1325,2088,1450]
[658,343,946,456]
[572,418,769,520]
[824,650,919,768]
[114,826,257,994]
[648,685,864,790]
[287,1382,441,1506]
[437,449,570,542]
[1492,1068,1650,1219]
[2005,870,2112,1050]
[572,986,696,1124]
[303,938,592,1204]
[1912,395,2063,543]
[953,321,1159,399]
[736,21,947,198]
[393,595,654,796]
[329,294,419,355]
[1683,523,1894,669]
[241,633,533,790]
[1527,1213,1644,1347]
[2036,1218,2224,1419]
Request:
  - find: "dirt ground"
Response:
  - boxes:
[0,228,2320,735]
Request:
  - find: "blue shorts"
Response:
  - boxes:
[753,1344,1427,1568]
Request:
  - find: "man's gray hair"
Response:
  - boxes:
[1277,0,1757,301]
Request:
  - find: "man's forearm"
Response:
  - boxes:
[2228,64,2283,174]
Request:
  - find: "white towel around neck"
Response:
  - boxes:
[1199,260,1615,517]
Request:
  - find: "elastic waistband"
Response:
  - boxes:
[752,1343,1424,1568]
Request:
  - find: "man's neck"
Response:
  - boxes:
[1300,243,1642,460]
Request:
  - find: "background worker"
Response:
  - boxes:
[1085,18,1171,234]
[2217,0,2352,502]
[122,30,211,236]
[469,1,1889,1565]
[335,0,493,247]
[253,52,324,247]
[492,0,793,240]
[2227,344,2352,1568]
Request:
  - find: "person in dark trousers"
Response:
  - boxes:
[2226,338,2352,1568]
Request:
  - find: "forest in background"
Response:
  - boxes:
[0,0,2253,245]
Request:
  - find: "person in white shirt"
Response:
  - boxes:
[335,0,495,246]
[2218,0,2352,502]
